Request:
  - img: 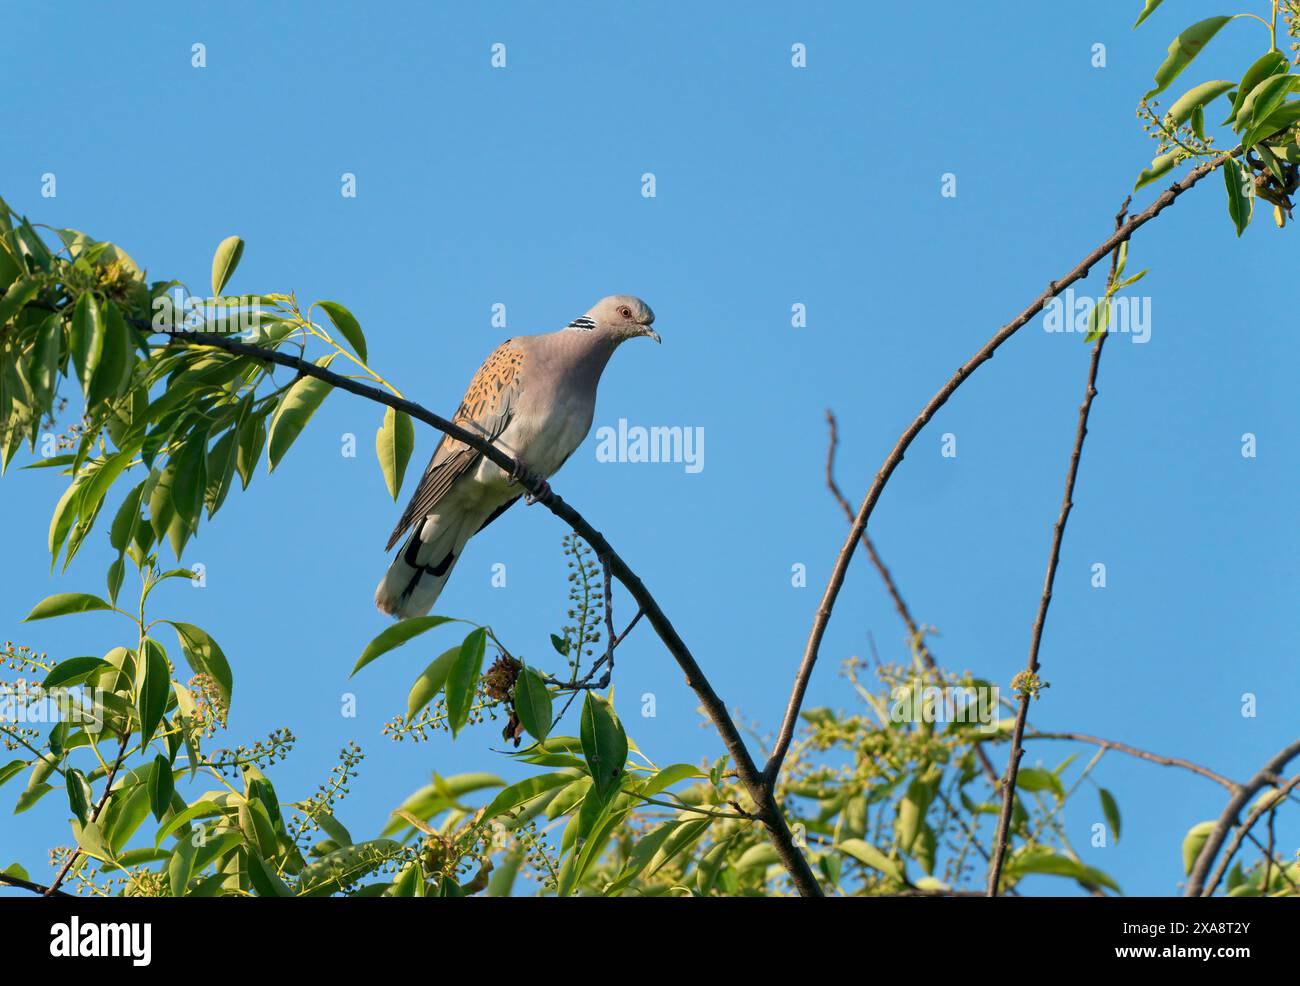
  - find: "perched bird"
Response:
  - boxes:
[375,295,659,619]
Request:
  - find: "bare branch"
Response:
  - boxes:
[1189,739,1300,896]
[45,733,130,896]
[0,872,73,897]
[986,198,1130,897]
[1205,774,1300,896]
[824,409,1000,785]
[1022,731,1236,791]
[765,156,1231,790]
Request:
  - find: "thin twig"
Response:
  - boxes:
[986,198,1130,897]
[0,872,73,897]
[1195,759,1300,896]
[766,156,1232,790]
[45,733,130,896]
[824,409,1000,785]
[1022,730,1236,790]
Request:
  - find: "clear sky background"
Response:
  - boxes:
[2,0,1295,896]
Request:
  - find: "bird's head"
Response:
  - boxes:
[575,294,660,345]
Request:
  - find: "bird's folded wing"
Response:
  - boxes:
[384,340,525,551]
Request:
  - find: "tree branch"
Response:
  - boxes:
[824,409,1000,785]
[764,157,1230,791]
[986,198,1129,896]
[1188,737,1300,896]
[45,733,131,896]
[152,328,823,896]
[1022,731,1236,791]
[0,872,73,897]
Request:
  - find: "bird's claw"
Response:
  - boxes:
[508,459,549,504]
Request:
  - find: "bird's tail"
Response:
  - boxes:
[374,515,472,619]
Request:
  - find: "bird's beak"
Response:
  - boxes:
[642,327,662,344]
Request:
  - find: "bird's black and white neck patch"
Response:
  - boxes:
[565,316,596,332]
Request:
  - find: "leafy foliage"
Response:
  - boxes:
[3,4,1299,895]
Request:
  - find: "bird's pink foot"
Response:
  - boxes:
[509,459,550,504]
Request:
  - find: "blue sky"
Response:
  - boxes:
[2,0,1296,896]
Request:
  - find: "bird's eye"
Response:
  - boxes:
[619,306,632,319]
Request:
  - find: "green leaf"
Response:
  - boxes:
[1133,0,1164,29]
[204,427,238,518]
[317,300,367,362]
[481,772,577,821]
[1182,819,1217,875]
[87,301,133,406]
[74,819,115,863]
[235,410,266,488]
[248,853,294,897]
[1237,72,1299,129]
[382,773,505,835]
[24,592,112,621]
[1134,150,1180,191]
[1143,16,1232,101]
[580,692,628,802]
[1241,75,1300,147]
[210,235,245,296]
[638,763,706,800]
[0,760,26,789]
[1237,100,1300,149]
[1227,50,1290,126]
[1223,157,1254,236]
[48,474,87,564]
[153,800,222,844]
[1166,79,1234,126]
[42,656,111,689]
[603,820,681,896]
[353,615,455,676]
[136,638,170,749]
[1099,788,1121,842]
[297,839,402,897]
[69,292,104,398]
[167,429,209,543]
[646,817,711,877]
[167,622,233,709]
[1005,847,1121,893]
[375,407,414,500]
[148,754,174,822]
[29,313,62,409]
[445,628,487,737]
[267,372,332,471]
[65,769,93,827]
[513,667,553,742]
[15,783,54,814]
[106,557,125,605]
[1085,295,1110,343]
[0,275,40,326]
[1015,766,1066,797]
[405,645,460,722]
[1245,101,1300,149]
[168,838,197,897]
